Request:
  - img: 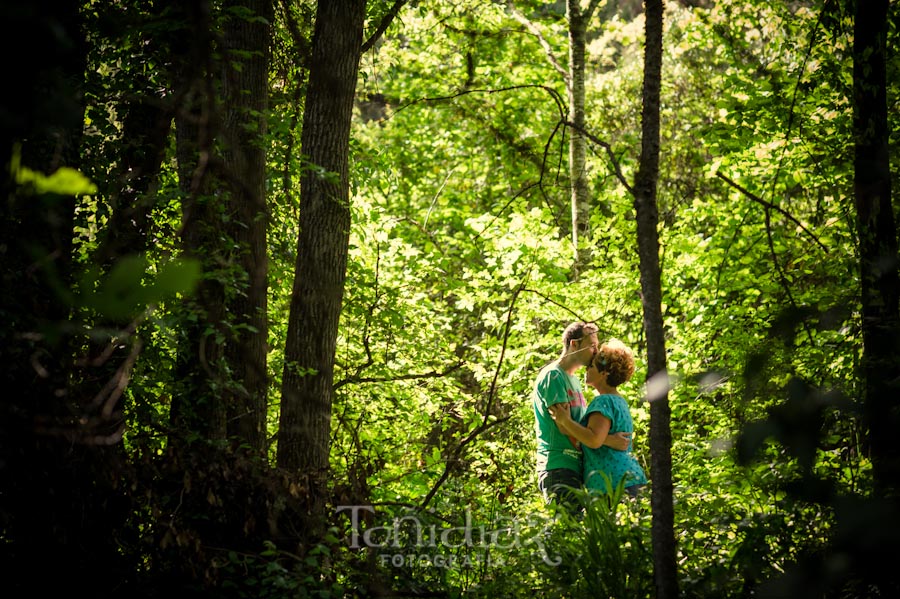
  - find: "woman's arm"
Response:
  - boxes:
[549,405,616,450]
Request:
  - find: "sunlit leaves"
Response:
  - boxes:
[91,0,888,592]
[14,164,98,196]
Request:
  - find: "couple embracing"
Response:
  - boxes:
[533,321,647,513]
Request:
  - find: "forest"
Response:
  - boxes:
[1,0,899,597]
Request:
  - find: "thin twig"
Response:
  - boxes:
[361,0,408,54]
[334,361,466,391]
[506,3,569,85]
[564,120,634,196]
[716,171,829,254]
[419,279,527,509]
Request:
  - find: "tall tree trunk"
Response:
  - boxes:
[507,0,601,272]
[853,0,900,496]
[277,0,367,532]
[567,0,591,271]
[633,0,678,596]
[221,0,273,454]
[170,0,229,443]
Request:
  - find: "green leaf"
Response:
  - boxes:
[16,165,97,196]
[79,255,201,320]
[151,258,202,298]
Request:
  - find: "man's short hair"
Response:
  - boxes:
[561,321,599,349]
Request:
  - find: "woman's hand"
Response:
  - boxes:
[548,403,573,431]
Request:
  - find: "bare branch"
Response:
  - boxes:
[396,86,635,227]
[564,119,634,196]
[475,181,542,239]
[717,170,820,345]
[716,171,829,254]
[419,280,525,509]
[482,279,526,418]
[764,10,826,204]
[76,307,152,368]
[418,415,511,509]
[763,210,816,345]
[506,2,570,85]
[100,338,142,418]
[395,84,567,119]
[334,360,466,391]
[522,287,595,327]
[361,0,407,54]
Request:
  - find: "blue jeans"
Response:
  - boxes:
[625,483,645,499]
[538,468,583,514]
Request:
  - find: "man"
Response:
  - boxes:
[533,322,628,512]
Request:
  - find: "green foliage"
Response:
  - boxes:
[540,489,654,598]
[216,537,347,598]
[76,254,201,321]
[319,0,884,595]
[9,0,896,595]
[325,492,651,598]
[13,163,98,196]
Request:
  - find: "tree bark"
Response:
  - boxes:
[221,0,273,454]
[277,0,367,530]
[633,0,678,596]
[567,0,591,271]
[170,0,229,442]
[853,0,900,496]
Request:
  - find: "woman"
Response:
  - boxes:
[549,338,647,498]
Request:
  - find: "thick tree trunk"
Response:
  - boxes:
[633,0,678,597]
[170,0,229,442]
[221,0,273,454]
[277,0,367,530]
[171,0,272,452]
[853,0,900,496]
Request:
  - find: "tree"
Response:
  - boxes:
[277,0,368,533]
[169,0,229,442]
[567,0,603,271]
[3,1,898,594]
[852,0,900,498]
[633,0,678,596]
[167,0,272,453]
[508,0,606,269]
[220,0,273,453]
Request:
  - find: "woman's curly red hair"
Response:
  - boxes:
[592,338,635,387]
